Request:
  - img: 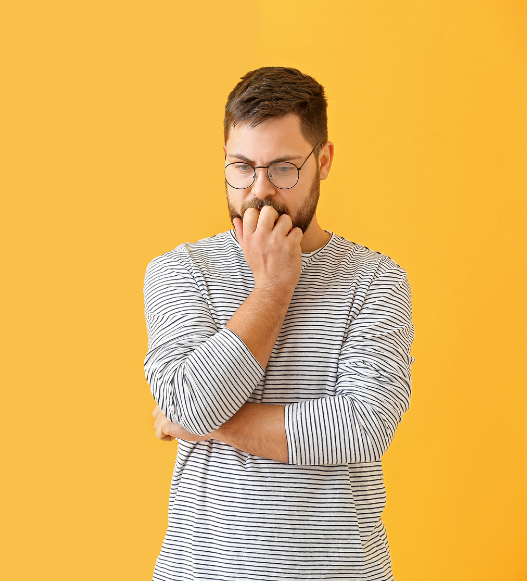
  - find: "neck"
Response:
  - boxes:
[300,217,331,253]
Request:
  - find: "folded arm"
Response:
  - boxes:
[146,246,414,464]
[208,267,415,465]
[144,251,292,436]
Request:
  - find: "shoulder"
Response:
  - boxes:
[329,233,409,281]
[144,230,237,278]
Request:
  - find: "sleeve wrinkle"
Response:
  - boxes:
[143,255,264,435]
[285,265,415,466]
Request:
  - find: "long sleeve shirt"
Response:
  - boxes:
[143,228,415,581]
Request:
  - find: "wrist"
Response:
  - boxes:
[252,284,295,306]
[208,403,252,443]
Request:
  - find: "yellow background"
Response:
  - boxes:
[1,1,526,579]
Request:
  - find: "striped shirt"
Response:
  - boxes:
[143,228,415,580]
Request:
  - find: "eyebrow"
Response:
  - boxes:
[227,153,305,165]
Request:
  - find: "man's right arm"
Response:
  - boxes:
[224,288,292,371]
[144,206,303,437]
[225,207,303,370]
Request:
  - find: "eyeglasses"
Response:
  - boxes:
[224,143,322,190]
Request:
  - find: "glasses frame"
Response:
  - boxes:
[224,143,323,190]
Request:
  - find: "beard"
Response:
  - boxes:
[226,165,321,234]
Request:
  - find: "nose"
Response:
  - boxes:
[250,167,276,200]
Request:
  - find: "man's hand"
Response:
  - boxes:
[152,405,212,442]
[233,206,303,294]
[227,206,302,371]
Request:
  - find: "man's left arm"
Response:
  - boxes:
[158,267,415,466]
[155,401,288,463]
[284,267,415,465]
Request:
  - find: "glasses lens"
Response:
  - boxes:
[225,163,255,189]
[268,162,298,188]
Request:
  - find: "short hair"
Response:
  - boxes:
[224,67,328,149]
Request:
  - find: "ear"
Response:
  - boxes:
[223,145,227,155]
[319,141,334,180]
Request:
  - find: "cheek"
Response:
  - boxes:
[225,187,240,203]
[226,190,252,216]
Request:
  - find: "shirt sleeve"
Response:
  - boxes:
[284,266,415,465]
[143,253,265,436]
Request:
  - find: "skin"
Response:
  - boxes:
[152,113,335,461]
[225,112,334,253]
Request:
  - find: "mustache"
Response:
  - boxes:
[237,197,290,220]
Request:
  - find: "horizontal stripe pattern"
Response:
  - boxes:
[143,228,415,580]
[144,258,265,435]
[285,268,414,465]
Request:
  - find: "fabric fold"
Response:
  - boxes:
[284,268,415,465]
[144,255,264,435]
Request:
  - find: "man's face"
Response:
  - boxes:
[224,113,321,234]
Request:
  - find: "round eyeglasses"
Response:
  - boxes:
[225,143,322,190]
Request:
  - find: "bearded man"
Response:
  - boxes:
[144,66,415,581]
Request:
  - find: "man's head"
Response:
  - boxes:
[223,67,333,235]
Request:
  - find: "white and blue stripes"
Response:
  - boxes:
[144,228,415,580]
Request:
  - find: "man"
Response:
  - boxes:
[144,66,415,580]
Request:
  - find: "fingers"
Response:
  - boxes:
[257,210,300,243]
[240,205,300,241]
[242,208,260,237]
[273,213,294,237]
[152,404,176,442]
[286,225,304,244]
[254,205,280,232]
[154,416,173,440]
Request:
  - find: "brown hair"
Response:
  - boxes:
[224,67,328,149]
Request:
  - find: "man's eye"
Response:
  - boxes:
[236,164,252,172]
[274,164,295,173]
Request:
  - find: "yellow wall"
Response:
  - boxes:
[1,1,525,579]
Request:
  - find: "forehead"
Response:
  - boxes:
[226,113,312,160]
